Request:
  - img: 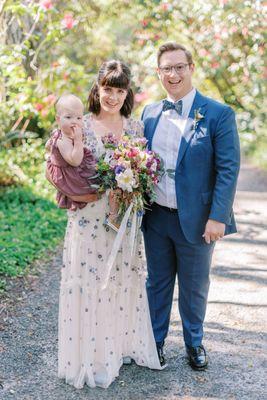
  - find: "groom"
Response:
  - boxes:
[141,42,240,370]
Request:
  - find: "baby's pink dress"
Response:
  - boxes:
[46,130,98,210]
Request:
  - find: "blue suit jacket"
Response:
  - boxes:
[141,90,240,244]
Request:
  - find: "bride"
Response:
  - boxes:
[57,60,162,389]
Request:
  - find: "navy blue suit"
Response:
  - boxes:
[141,90,240,347]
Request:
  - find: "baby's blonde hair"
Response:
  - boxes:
[55,94,84,115]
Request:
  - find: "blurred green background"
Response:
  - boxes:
[0,0,265,287]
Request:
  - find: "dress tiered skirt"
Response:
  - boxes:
[58,196,161,389]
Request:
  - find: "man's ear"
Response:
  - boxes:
[156,67,161,79]
[56,114,60,123]
[189,63,195,73]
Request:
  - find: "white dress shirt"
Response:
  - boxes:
[152,88,196,209]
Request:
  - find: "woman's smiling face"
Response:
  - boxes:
[99,85,128,114]
[158,49,194,101]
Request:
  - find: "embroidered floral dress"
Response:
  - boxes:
[58,114,161,389]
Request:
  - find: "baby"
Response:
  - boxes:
[46,94,98,210]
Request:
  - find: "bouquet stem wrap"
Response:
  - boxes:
[101,202,141,290]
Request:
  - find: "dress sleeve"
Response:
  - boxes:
[126,118,144,138]
[82,114,92,148]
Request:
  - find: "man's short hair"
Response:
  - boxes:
[157,42,193,66]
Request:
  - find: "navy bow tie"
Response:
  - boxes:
[162,99,183,115]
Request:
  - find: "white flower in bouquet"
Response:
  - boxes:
[116,168,136,192]
[139,152,149,168]
[150,160,158,172]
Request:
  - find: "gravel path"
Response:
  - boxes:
[1,163,267,400]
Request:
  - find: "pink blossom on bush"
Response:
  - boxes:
[242,75,249,83]
[141,19,148,28]
[211,62,220,69]
[34,103,44,111]
[214,33,221,40]
[62,14,75,29]
[153,34,161,42]
[52,61,59,68]
[230,25,238,34]
[242,27,249,37]
[41,109,49,117]
[161,3,171,11]
[199,48,209,57]
[44,94,56,105]
[41,0,53,10]
[134,92,149,103]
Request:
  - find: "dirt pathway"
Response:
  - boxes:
[1,163,266,400]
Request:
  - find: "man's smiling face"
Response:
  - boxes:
[158,49,194,101]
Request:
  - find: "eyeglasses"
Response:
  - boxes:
[159,63,190,75]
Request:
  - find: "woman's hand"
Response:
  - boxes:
[46,169,100,203]
[108,189,121,218]
[69,193,100,203]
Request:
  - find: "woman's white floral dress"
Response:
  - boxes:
[58,114,161,389]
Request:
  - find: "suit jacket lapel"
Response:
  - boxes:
[176,90,207,168]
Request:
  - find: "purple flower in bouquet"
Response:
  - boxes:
[114,165,125,174]
[101,134,119,148]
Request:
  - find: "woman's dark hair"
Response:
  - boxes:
[88,60,134,118]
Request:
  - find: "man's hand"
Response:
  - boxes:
[202,219,225,244]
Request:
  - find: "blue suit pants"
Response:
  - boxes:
[143,204,215,347]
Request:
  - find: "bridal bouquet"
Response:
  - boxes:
[94,133,164,228]
[95,133,164,289]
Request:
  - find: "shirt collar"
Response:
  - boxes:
[166,87,196,117]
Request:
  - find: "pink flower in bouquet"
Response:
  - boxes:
[127,148,139,158]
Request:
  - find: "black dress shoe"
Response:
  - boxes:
[157,345,167,368]
[186,345,208,370]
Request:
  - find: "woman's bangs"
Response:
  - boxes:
[101,70,129,89]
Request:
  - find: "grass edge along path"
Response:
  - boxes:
[0,185,67,291]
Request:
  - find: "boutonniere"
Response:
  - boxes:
[191,108,204,131]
